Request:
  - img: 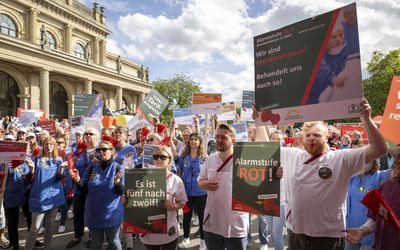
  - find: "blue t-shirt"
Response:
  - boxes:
[178,154,207,197]
[346,170,390,245]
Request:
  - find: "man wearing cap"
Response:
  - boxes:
[253,99,387,250]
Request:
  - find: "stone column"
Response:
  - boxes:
[117,87,123,109]
[18,94,29,109]
[40,69,50,112]
[66,100,74,117]
[84,79,92,94]
[65,24,73,54]
[93,38,99,64]
[131,94,138,113]
[138,92,145,107]
[29,73,40,109]
[99,40,107,66]
[29,8,38,44]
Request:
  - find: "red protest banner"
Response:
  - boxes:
[17,108,46,122]
[39,120,57,136]
[340,125,368,144]
[380,76,400,145]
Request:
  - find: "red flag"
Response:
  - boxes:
[361,189,400,233]
[102,134,118,146]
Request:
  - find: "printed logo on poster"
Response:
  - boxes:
[347,104,360,114]
[286,109,302,120]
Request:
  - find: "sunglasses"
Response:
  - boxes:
[85,133,94,136]
[146,138,154,142]
[56,141,65,144]
[96,148,111,153]
[152,155,169,161]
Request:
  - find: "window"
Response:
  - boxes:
[46,32,56,49]
[73,43,85,59]
[0,13,17,37]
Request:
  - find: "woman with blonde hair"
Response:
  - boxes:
[25,137,66,250]
[139,145,187,250]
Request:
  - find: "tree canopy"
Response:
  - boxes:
[153,73,201,122]
[363,49,400,116]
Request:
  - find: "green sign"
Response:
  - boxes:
[124,168,167,234]
[138,89,168,119]
[232,142,281,216]
[254,3,363,124]
[74,94,103,118]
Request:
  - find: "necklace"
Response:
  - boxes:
[359,174,365,192]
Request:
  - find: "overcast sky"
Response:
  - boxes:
[81,0,400,103]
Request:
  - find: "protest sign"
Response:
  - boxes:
[192,93,222,115]
[380,76,400,146]
[17,108,46,122]
[143,144,158,168]
[241,91,255,121]
[74,94,103,118]
[231,123,248,142]
[232,142,281,216]
[20,111,37,127]
[124,168,167,234]
[137,89,168,119]
[254,3,363,124]
[0,141,28,162]
[126,115,152,142]
[173,108,194,125]
[39,120,57,136]
[340,124,368,144]
[83,117,103,135]
[217,102,236,121]
[116,115,134,127]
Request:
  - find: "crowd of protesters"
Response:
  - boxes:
[0,98,398,250]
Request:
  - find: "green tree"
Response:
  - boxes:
[363,49,400,116]
[153,73,201,122]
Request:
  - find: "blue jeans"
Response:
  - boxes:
[266,205,285,250]
[258,214,271,245]
[344,241,373,250]
[90,225,122,250]
[204,231,247,250]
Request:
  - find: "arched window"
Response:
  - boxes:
[73,43,85,59]
[50,81,68,119]
[46,32,56,49]
[0,13,17,37]
[0,70,20,116]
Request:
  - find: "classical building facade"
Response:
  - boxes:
[0,0,151,119]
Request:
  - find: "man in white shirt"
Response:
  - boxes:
[198,124,249,249]
[254,99,387,250]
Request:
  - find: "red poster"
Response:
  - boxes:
[380,76,400,145]
[39,120,57,136]
[0,141,28,162]
[17,108,46,122]
[340,125,368,144]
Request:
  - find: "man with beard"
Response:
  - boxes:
[253,99,387,250]
[198,124,249,249]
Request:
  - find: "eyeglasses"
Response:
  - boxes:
[146,138,154,143]
[96,148,111,153]
[84,133,94,136]
[152,155,169,161]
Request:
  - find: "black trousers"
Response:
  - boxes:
[73,194,87,239]
[5,204,31,247]
[288,229,344,250]
[182,195,207,239]
[144,238,178,250]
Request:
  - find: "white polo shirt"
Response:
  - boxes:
[282,146,370,237]
[198,152,249,238]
